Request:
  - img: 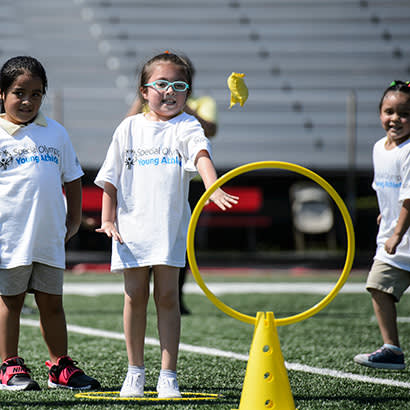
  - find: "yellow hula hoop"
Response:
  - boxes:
[187,161,355,326]
[75,391,220,401]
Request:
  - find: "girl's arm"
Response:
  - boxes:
[384,198,410,254]
[64,178,82,243]
[95,181,123,243]
[195,150,238,211]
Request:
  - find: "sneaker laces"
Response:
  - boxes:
[1,357,31,375]
[1,357,32,384]
[46,356,83,383]
[125,373,144,387]
[158,376,179,390]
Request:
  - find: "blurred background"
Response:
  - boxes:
[2,0,409,267]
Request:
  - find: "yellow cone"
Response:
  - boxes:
[227,72,249,108]
[233,312,296,410]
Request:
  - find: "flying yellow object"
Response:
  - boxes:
[227,72,248,108]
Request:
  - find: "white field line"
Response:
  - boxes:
[63,282,376,296]
[372,316,410,323]
[21,318,410,390]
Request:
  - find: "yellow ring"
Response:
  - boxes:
[187,161,355,326]
[75,391,220,401]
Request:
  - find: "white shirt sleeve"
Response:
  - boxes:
[61,128,84,183]
[177,116,212,172]
[399,148,410,202]
[95,129,123,190]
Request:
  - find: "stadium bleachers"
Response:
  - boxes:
[1,0,409,171]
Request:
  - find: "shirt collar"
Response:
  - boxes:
[0,111,47,135]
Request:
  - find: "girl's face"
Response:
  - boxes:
[380,91,410,147]
[141,62,188,122]
[0,72,44,125]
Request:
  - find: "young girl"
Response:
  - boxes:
[95,52,238,398]
[354,80,410,370]
[0,56,100,390]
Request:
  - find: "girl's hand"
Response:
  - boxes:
[384,234,401,255]
[208,188,239,211]
[65,223,79,244]
[96,221,123,244]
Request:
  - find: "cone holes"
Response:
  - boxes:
[265,399,274,408]
[262,344,272,354]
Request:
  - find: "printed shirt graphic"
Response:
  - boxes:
[0,114,83,269]
[95,112,211,270]
[372,136,410,270]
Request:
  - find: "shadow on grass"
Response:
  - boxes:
[295,394,410,408]
[0,386,242,408]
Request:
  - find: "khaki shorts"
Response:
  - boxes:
[0,263,64,296]
[366,259,410,302]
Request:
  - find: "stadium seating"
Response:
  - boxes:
[1,0,409,172]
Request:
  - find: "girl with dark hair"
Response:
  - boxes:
[0,56,100,391]
[354,81,410,370]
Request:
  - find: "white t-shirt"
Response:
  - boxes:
[372,136,410,270]
[0,113,83,269]
[95,112,211,270]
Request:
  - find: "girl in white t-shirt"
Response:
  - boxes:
[354,81,410,370]
[0,56,100,391]
[95,52,238,398]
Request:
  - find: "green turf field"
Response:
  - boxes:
[1,270,409,409]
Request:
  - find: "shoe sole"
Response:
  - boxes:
[119,391,144,398]
[0,381,40,391]
[354,357,405,370]
[48,380,100,390]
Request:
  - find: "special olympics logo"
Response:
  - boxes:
[124,149,137,170]
[0,149,13,170]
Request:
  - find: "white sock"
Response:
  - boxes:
[383,344,403,353]
[128,365,145,375]
[159,369,177,379]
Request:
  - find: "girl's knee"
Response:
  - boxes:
[0,294,25,313]
[154,289,178,310]
[35,292,64,315]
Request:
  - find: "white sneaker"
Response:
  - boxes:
[120,372,145,397]
[156,375,182,398]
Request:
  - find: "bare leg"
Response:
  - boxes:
[35,292,67,363]
[0,294,25,361]
[153,266,180,371]
[179,266,190,315]
[123,267,150,366]
[370,289,400,347]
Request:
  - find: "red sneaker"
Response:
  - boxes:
[0,356,40,391]
[45,355,100,390]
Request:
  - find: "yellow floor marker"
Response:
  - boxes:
[75,391,220,402]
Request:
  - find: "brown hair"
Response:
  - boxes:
[138,52,193,102]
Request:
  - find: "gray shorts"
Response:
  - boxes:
[0,263,64,296]
[366,259,410,302]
